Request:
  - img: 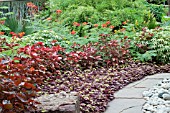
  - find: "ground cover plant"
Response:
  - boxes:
[0,34,170,113]
[0,0,170,113]
[1,38,170,113]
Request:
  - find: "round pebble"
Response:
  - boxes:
[142,78,170,113]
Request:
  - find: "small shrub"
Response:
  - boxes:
[130,27,170,63]
[0,58,39,113]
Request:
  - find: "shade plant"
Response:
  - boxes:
[42,0,157,37]
[0,39,168,113]
[0,55,39,113]
[130,26,170,64]
[0,0,170,113]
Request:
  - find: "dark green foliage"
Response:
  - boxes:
[146,3,164,22]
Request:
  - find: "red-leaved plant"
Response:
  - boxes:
[0,58,39,113]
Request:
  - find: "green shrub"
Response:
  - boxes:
[59,6,100,25]
[147,0,166,4]
[130,27,170,63]
[143,11,157,29]
[47,0,152,28]
[4,16,35,35]
[0,6,11,32]
[145,3,164,22]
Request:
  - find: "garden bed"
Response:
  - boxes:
[0,0,170,113]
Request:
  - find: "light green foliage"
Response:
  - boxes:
[60,6,100,25]
[130,27,170,63]
[21,27,110,52]
[0,6,12,31]
[143,11,157,29]
[0,35,25,58]
[150,27,170,63]
[162,16,170,26]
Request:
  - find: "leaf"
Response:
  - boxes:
[0,6,9,9]
[14,102,24,110]
[3,103,13,110]
[14,79,21,86]
[30,67,35,72]
[13,60,20,63]
[35,78,42,84]
[23,82,36,90]
[16,93,27,103]
[0,25,10,31]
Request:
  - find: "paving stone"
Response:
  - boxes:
[105,99,145,113]
[115,88,148,99]
[105,73,170,113]
[146,73,170,79]
[133,78,162,88]
[125,78,146,88]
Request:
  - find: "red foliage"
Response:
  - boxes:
[0,61,38,113]
[10,32,25,38]
[0,32,5,35]
[0,34,131,112]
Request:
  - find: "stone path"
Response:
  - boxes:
[105,73,170,113]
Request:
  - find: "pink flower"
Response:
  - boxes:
[82,22,88,25]
[109,25,114,29]
[71,30,76,35]
[93,24,98,27]
[102,24,107,28]
[56,10,62,14]
[106,21,111,25]
[73,22,80,27]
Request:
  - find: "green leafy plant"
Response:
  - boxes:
[143,11,157,29]
[45,0,152,33]
[4,16,35,35]
[0,6,11,32]
[147,0,166,4]
[146,3,164,22]
[130,27,170,63]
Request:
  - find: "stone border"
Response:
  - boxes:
[142,78,170,113]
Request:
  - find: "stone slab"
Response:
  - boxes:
[105,99,145,113]
[133,78,162,88]
[145,73,170,79]
[33,92,80,113]
[105,73,170,113]
[125,78,147,88]
[115,88,148,99]
[126,73,170,88]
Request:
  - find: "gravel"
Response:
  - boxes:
[142,78,170,113]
